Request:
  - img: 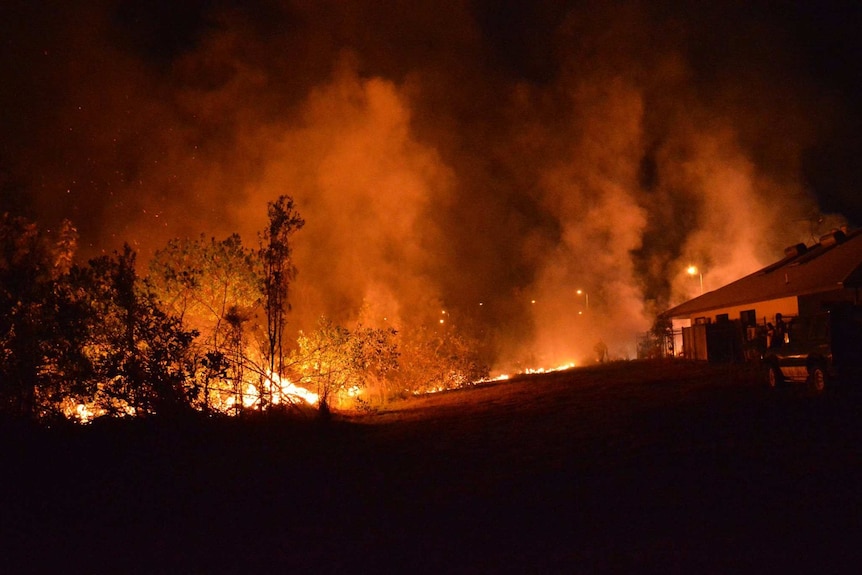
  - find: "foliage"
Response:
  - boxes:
[0,215,197,420]
[0,214,79,418]
[292,317,353,415]
[1,207,487,424]
[148,233,262,349]
[638,316,675,359]
[290,316,398,414]
[352,323,399,405]
[148,233,265,413]
[82,247,198,417]
[393,321,489,395]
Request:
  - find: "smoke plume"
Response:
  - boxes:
[2,0,858,369]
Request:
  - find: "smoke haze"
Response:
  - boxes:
[3,0,861,369]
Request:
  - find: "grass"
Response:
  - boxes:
[3,359,861,573]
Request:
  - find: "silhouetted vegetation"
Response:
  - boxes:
[1,214,198,420]
[1,197,488,423]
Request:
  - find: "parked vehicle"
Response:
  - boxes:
[762,305,862,391]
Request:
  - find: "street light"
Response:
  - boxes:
[576,289,589,311]
[687,265,703,294]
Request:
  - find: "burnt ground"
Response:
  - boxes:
[3,359,862,573]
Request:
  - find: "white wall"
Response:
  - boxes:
[687,296,799,325]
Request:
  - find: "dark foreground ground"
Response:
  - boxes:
[3,359,862,573]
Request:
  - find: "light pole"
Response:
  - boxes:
[687,265,703,294]
[576,289,589,312]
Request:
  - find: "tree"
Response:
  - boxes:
[353,324,399,406]
[290,316,399,415]
[291,317,353,417]
[38,261,101,419]
[83,246,198,417]
[148,234,262,412]
[637,316,674,359]
[0,214,78,419]
[0,219,198,420]
[148,234,262,349]
[393,320,489,395]
[259,195,304,397]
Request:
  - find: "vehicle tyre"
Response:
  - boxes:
[809,365,827,392]
[766,364,782,388]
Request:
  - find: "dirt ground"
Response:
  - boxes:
[3,359,862,573]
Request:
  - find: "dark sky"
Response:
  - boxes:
[3,0,862,366]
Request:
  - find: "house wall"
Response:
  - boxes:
[686,296,799,325]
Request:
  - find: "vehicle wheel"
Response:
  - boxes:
[809,365,827,392]
[766,364,782,388]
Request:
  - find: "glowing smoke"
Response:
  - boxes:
[1,1,854,369]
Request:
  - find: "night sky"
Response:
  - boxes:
[3,0,862,367]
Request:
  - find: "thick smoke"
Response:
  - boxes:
[2,0,857,370]
[249,58,456,333]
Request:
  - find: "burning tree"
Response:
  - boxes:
[2,202,482,424]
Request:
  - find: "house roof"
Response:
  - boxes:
[662,229,862,319]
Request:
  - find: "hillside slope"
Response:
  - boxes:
[3,360,861,573]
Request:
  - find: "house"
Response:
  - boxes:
[661,228,862,361]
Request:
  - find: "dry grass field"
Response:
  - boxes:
[3,359,862,573]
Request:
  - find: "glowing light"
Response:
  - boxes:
[267,371,319,405]
[472,363,576,386]
[687,265,704,293]
[209,371,319,414]
[524,363,576,375]
[65,399,136,423]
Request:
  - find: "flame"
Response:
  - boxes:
[479,362,577,384]
[222,372,319,410]
[62,371,318,423]
[61,361,582,422]
[267,371,319,405]
[415,361,578,395]
[62,396,137,424]
[72,402,100,424]
[524,362,576,375]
